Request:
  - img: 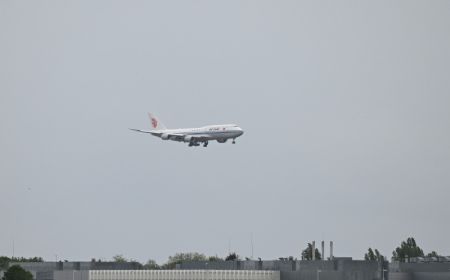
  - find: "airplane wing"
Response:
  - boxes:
[130,129,211,143]
[129,128,161,136]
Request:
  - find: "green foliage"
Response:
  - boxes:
[225,253,239,261]
[143,259,159,270]
[161,252,207,269]
[301,243,321,260]
[364,248,385,261]
[426,251,439,258]
[374,249,385,262]
[2,265,33,280]
[207,256,223,262]
[0,256,43,271]
[364,248,376,260]
[392,237,424,262]
[112,255,128,263]
[0,257,10,271]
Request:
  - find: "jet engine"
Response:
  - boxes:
[184,135,193,143]
[217,138,227,143]
[161,133,170,140]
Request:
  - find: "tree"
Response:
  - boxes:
[364,248,376,261]
[0,257,10,271]
[2,265,33,280]
[374,249,385,262]
[112,255,128,263]
[364,248,385,262]
[301,243,321,260]
[392,237,424,262]
[162,252,207,269]
[426,251,439,258]
[225,253,239,261]
[0,256,44,271]
[207,256,223,262]
[144,259,160,270]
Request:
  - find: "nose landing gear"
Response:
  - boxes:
[232,139,236,144]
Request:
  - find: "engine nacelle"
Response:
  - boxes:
[184,135,193,143]
[161,133,170,140]
[217,138,227,143]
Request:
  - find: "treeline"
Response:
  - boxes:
[294,237,443,263]
[112,252,240,270]
[363,237,442,263]
[0,256,43,271]
[0,236,444,273]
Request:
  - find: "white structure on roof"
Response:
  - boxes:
[90,270,280,280]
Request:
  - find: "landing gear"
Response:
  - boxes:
[232,139,236,144]
[203,141,208,147]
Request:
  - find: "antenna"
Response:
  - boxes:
[12,240,14,259]
[251,233,254,259]
[228,238,231,254]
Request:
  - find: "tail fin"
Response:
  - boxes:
[148,113,167,130]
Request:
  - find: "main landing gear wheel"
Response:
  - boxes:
[203,141,208,147]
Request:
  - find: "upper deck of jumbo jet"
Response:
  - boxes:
[204,124,240,128]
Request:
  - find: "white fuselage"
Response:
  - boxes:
[157,124,244,142]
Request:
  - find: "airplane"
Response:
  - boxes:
[130,113,244,147]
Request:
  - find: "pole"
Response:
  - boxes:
[312,241,316,260]
[321,241,324,261]
[251,233,254,260]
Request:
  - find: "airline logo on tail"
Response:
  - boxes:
[151,118,158,129]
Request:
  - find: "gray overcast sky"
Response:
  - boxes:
[1,0,450,263]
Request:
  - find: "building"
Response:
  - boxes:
[178,258,450,280]
[177,259,383,280]
[90,270,279,280]
[389,260,450,280]
[10,258,450,280]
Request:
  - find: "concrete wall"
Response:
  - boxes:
[177,261,296,272]
[389,262,450,273]
[411,272,450,280]
[388,273,412,280]
[338,260,380,280]
[177,262,239,270]
[297,260,336,271]
[281,270,349,280]
[54,271,90,280]
[388,272,450,280]
[178,260,382,280]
